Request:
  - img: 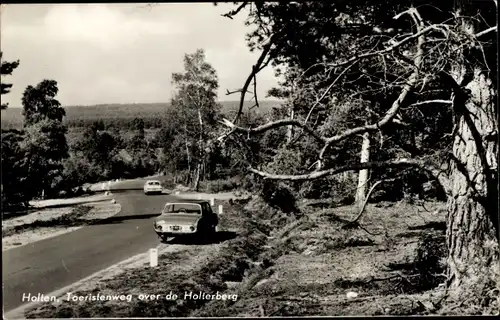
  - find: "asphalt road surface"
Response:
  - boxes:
[2,178,181,312]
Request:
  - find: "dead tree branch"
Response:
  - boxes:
[303,61,358,125]
[317,7,427,167]
[346,179,385,225]
[221,2,249,20]
[475,26,497,38]
[249,157,449,191]
[231,33,277,125]
[219,118,327,144]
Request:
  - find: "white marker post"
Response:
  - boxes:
[149,248,158,267]
[218,204,223,215]
[210,198,215,206]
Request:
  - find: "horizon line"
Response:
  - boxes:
[3,99,284,109]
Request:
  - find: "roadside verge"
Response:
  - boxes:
[2,198,121,252]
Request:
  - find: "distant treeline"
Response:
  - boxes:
[0,101,280,130]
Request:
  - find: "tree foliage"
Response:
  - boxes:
[22,79,66,125]
[20,79,69,198]
[1,130,30,207]
[0,51,20,110]
[157,49,222,187]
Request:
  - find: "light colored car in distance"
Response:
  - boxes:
[143,180,163,195]
[153,200,218,242]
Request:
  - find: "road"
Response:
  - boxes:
[2,178,182,312]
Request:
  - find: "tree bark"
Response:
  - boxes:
[286,107,294,144]
[446,65,498,292]
[193,162,201,192]
[195,107,204,191]
[355,132,371,207]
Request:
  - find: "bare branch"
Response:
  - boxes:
[406,99,453,108]
[475,26,497,38]
[347,179,386,225]
[221,2,249,19]
[303,61,358,125]
[226,89,252,96]
[317,7,428,167]
[231,33,278,126]
[252,72,260,110]
[251,154,450,195]
[220,118,327,144]
[324,24,447,70]
[249,157,448,187]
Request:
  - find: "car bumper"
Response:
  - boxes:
[154,225,196,235]
[144,189,163,193]
[155,230,196,237]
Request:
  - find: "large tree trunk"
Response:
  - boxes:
[355,132,371,207]
[446,66,498,292]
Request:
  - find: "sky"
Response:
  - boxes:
[0,3,280,107]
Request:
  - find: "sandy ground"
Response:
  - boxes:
[3,207,76,230]
[28,194,113,209]
[2,201,121,252]
[174,191,252,201]
[209,200,448,317]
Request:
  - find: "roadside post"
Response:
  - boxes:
[218,204,223,215]
[210,198,215,206]
[149,248,158,267]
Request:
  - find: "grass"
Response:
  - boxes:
[192,198,451,317]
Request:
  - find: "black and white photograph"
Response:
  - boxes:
[1,1,498,318]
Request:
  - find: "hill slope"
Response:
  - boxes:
[0,101,282,130]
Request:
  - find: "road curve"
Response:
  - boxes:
[2,178,179,312]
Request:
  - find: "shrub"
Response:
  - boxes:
[200,177,241,193]
[298,173,357,203]
[261,180,298,214]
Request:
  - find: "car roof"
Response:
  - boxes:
[146,180,161,183]
[165,199,209,204]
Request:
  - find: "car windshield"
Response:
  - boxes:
[148,181,160,185]
[162,203,201,214]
